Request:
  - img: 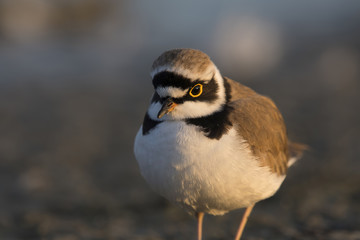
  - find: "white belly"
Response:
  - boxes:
[134,121,285,215]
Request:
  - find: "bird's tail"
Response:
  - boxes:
[287,142,308,167]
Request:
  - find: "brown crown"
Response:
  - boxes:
[151,49,214,79]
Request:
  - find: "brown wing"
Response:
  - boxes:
[225,77,289,175]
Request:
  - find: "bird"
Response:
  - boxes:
[134,48,305,240]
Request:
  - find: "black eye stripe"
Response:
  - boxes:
[152,71,220,103]
[153,71,192,89]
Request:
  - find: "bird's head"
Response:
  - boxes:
[147,49,227,121]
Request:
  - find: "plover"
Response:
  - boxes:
[134,48,305,240]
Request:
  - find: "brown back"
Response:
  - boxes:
[225,77,289,175]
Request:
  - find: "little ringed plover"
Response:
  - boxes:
[134,48,305,240]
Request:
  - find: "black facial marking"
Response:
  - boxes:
[185,77,233,140]
[182,77,219,103]
[150,72,233,139]
[153,71,219,103]
[142,112,162,135]
[153,71,192,89]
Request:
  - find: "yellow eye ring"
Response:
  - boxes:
[189,84,203,97]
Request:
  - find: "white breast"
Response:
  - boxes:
[134,121,285,215]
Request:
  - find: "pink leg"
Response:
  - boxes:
[234,204,255,240]
[196,212,204,240]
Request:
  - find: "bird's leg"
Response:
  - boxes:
[234,204,255,240]
[196,212,204,240]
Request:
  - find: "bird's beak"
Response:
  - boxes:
[157,98,177,119]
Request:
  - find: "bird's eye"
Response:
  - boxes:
[189,84,203,97]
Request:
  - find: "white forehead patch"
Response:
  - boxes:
[156,86,188,98]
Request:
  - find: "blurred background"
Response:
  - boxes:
[0,1,359,239]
